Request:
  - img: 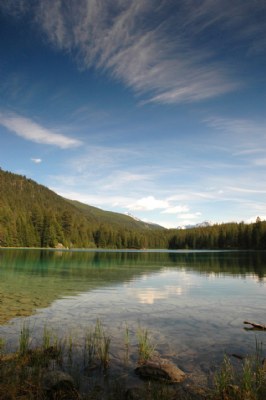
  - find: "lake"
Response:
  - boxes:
[0,248,266,381]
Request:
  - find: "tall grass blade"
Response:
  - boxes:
[19,323,31,356]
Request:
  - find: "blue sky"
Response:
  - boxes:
[1,0,266,228]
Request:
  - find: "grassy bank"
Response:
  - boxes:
[0,322,265,399]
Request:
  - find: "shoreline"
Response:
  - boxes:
[0,246,252,253]
[1,322,265,400]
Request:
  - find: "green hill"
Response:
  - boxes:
[66,199,162,230]
[0,167,165,248]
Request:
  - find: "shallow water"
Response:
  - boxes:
[0,248,266,377]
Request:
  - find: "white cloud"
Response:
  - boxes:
[127,196,169,211]
[178,212,202,220]
[31,158,42,164]
[0,112,82,148]
[161,205,189,214]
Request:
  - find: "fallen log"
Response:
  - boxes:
[231,353,245,360]
[243,321,266,330]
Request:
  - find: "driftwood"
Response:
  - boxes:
[243,321,266,330]
[231,353,245,360]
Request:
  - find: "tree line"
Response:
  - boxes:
[167,218,266,250]
[0,168,265,250]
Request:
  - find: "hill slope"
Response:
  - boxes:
[0,168,165,248]
[66,199,162,230]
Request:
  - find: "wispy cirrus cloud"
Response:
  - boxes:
[33,0,236,104]
[204,116,266,136]
[177,212,202,220]
[227,186,266,195]
[161,205,189,214]
[3,0,266,104]
[0,112,82,148]
[102,171,152,190]
[204,116,266,162]
[70,145,141,173]
[254,159,266,167]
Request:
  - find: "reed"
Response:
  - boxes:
[0,337,4,353]
[19,322,31,356]
[84,327,97,368]
[124,323,130,365]
[137,326,155,363]
[94,319,111,369]
[240,358,253,398]
[214,354,234,397]
[67,333,73,365]
[253,338,265,390]
[42,325,52,350]
[214,348,266,400]
[238,340,266,400]
[98,332,111,369]
[84,319,111,370]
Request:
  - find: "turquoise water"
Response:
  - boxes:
[0,249,265,374]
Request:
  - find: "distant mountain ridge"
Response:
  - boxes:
[124,212,162,228]
[177,221,212,230]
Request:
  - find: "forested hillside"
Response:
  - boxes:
[1,168,266,250]
[167,218,266,250]
[0,168,166,248]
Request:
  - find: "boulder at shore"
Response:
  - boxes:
[135,358,186,383]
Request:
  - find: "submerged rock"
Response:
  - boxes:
[42,370,74,392]
[135,358,186,383]
[125,387,143,400]
[176,383,211,400]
